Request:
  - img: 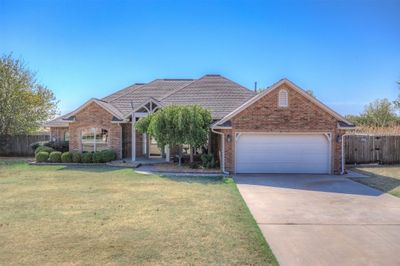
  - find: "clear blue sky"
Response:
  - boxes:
[1,0,399,116]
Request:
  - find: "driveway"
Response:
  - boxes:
[235,174,400,266]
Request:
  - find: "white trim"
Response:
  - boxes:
[211,128,228,174]
[66,98,126,121]
[132,117,136,161]
[278,89,289,107]
[212,78,353,128]
[234,131,332,174]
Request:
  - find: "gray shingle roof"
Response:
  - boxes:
[45,75,255,126]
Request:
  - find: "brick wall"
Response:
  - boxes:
[68,102,122,159]
[219,84,345,174]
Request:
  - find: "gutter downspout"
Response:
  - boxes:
[211,128,229,175]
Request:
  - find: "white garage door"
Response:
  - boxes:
[236,134,330,174]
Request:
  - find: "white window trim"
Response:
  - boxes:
[278,89,288,107]
[81,127,109,152]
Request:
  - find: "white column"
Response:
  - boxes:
[165,145,170,162]
[131,116,136,161]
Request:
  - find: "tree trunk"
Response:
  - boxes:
[178,145,182,166]
[189,145,194,163]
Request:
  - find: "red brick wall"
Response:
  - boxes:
[219,84,345,174]
[68,102,122,159]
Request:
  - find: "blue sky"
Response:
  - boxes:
[1,0,399,116]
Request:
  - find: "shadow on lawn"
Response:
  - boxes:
[160,175,227,185]
[56,165,124,173]
[351,168,400,195]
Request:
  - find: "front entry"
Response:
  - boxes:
[149,136,162,158]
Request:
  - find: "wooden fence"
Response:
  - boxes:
[345,135,400,164]
[0,134,50,157]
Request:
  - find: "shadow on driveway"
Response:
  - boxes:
[234,174,383,196]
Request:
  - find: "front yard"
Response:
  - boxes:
[350,166,400,198]
[0,160,276,265]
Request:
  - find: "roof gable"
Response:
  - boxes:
[213,78,353,127]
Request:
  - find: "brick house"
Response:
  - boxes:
[45,75,354,174]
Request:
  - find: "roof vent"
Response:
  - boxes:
[204,74,221,77]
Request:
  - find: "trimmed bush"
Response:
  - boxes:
[49,151,62,163]
[81,152,93,163]
[44,141,69,153]
[35,145,54,155]
[92,151,103,163]
[61,152,72,163]
[30,141,47,151]
[35,151,49,162]
[72,152,81,163]
[101,149,116,162]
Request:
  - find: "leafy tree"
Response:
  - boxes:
[394,80,400,111]
[346,98,398,127]
[305,89,316,98]
[0,54,58,135]
[135,105,212,165]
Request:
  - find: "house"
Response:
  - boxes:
[46,74,354,174]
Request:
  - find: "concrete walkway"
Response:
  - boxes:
[235,174,400,266]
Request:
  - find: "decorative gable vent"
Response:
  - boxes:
[278,89,288,107]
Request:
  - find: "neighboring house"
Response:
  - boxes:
[46,74,354,174]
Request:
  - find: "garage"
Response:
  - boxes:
[235,133,330,174]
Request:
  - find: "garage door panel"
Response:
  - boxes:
[236,134,329,174]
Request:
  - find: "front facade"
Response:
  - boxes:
[46,75,354,174]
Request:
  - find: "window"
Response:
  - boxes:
[278,89,288,107]
[81,128,109,152]
[64,131,70,141]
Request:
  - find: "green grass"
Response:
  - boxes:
[351,166,400,198]
[0,159,277,265]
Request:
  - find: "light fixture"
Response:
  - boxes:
[226,134,232,142]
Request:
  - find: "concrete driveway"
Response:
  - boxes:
[235,174,400,266]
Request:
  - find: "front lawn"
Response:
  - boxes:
[0,160,277,265]
[350,166,400,198]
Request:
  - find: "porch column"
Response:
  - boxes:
[131,116,136,161]
[165,145,170,162]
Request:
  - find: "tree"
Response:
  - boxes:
[0,54,58,135]
[346,98,398,127]
[394,80,400,111]
[305,89,316,98]
[135,105,212,165]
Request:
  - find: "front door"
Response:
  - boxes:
[149,137,162,158]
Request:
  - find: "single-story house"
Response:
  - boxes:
[46,74,354,174]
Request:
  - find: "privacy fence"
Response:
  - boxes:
[0,134,50,157]
[345,135,400,164]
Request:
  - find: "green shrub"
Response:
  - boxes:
[35,151,49,162]
[49,151,62,163]
[35,146,54,155]
[81,152,93,163]
[44,141,69,153]
[61,152,72,163]
[92,151,103,163]
[30,141,47,151]
[72,152,81,163]
[201,153,216,168]
[101,149,116,162]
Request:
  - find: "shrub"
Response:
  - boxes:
[72,152,81,163]
[92,151,103,163]
[81,152,93,163]
[35,151,49,162]
[189,162,200,169]
[35,145,54,155]
[44,141,69,153]
[49,151,62,163]
[61,152,72,163]
[101,149,116,162]
[201,153,216,168]
[30,141,47,151]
